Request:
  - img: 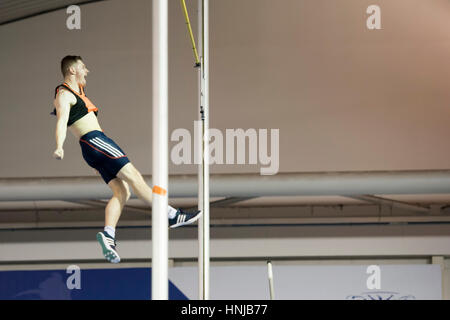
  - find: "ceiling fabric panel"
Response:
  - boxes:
[0,0,108,25]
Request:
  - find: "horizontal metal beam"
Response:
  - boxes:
[182,197,257,211]
[2,215,450,231]
[65,200,151,214]
[0,170,450,201]
[210,197,257,208]
[346,195,431,213]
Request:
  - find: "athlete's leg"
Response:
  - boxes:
[116,162,201,228]
[97,177,129,264]
[105,178,131,228]
[116,162,153,206]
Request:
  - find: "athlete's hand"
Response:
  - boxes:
[53,148,64,160]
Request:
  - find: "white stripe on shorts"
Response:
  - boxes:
[90,138,124,158]
[92,138,124,157]
[92,137,125,157]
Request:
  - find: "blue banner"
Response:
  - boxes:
[0,268,188,300]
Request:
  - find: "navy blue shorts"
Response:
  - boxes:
[79,130,130,184]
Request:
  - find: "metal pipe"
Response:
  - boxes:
[202,0,210,300]
[267,261,275,300]
[346,195,431,213]
[152,0,169,300]
[1,170,449,201]
[65,200,151,214]
[196,0,204,300]
[197,0,210,301]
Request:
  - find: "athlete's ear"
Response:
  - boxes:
[68,65,77,75]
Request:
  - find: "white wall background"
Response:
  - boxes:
[0,0,449,178]
[170,264,442,300]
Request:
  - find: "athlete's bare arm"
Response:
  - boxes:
[53,89,75,160]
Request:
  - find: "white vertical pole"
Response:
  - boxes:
[152,0,169,300]
[197,0,204,296]
[197,0,210,300]
[203,0,210,301]
[267,261,275,300]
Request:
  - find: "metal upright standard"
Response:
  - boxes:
[152,0,169,300]
[197,0,210,300]
[180,0,210,300]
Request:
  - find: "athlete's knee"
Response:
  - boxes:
[109,179,131,204]
[118,181,131,203]
[118,189,130,205]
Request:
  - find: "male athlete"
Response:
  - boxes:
[52,55,201,263]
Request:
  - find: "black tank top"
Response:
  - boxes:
[51,83,99,126]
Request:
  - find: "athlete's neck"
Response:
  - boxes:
[64,77,82,94]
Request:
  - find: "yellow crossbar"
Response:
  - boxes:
[181,0,201,67]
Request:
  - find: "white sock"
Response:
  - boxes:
[168,206,177,219]
[104,226,116,238]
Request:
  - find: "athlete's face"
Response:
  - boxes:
[74,60,89,86]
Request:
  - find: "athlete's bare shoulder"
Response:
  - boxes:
[55,87,76,105]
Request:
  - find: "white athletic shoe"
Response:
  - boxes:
[96,231,121,263]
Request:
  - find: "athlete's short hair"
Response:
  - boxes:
[61,55,83,77]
